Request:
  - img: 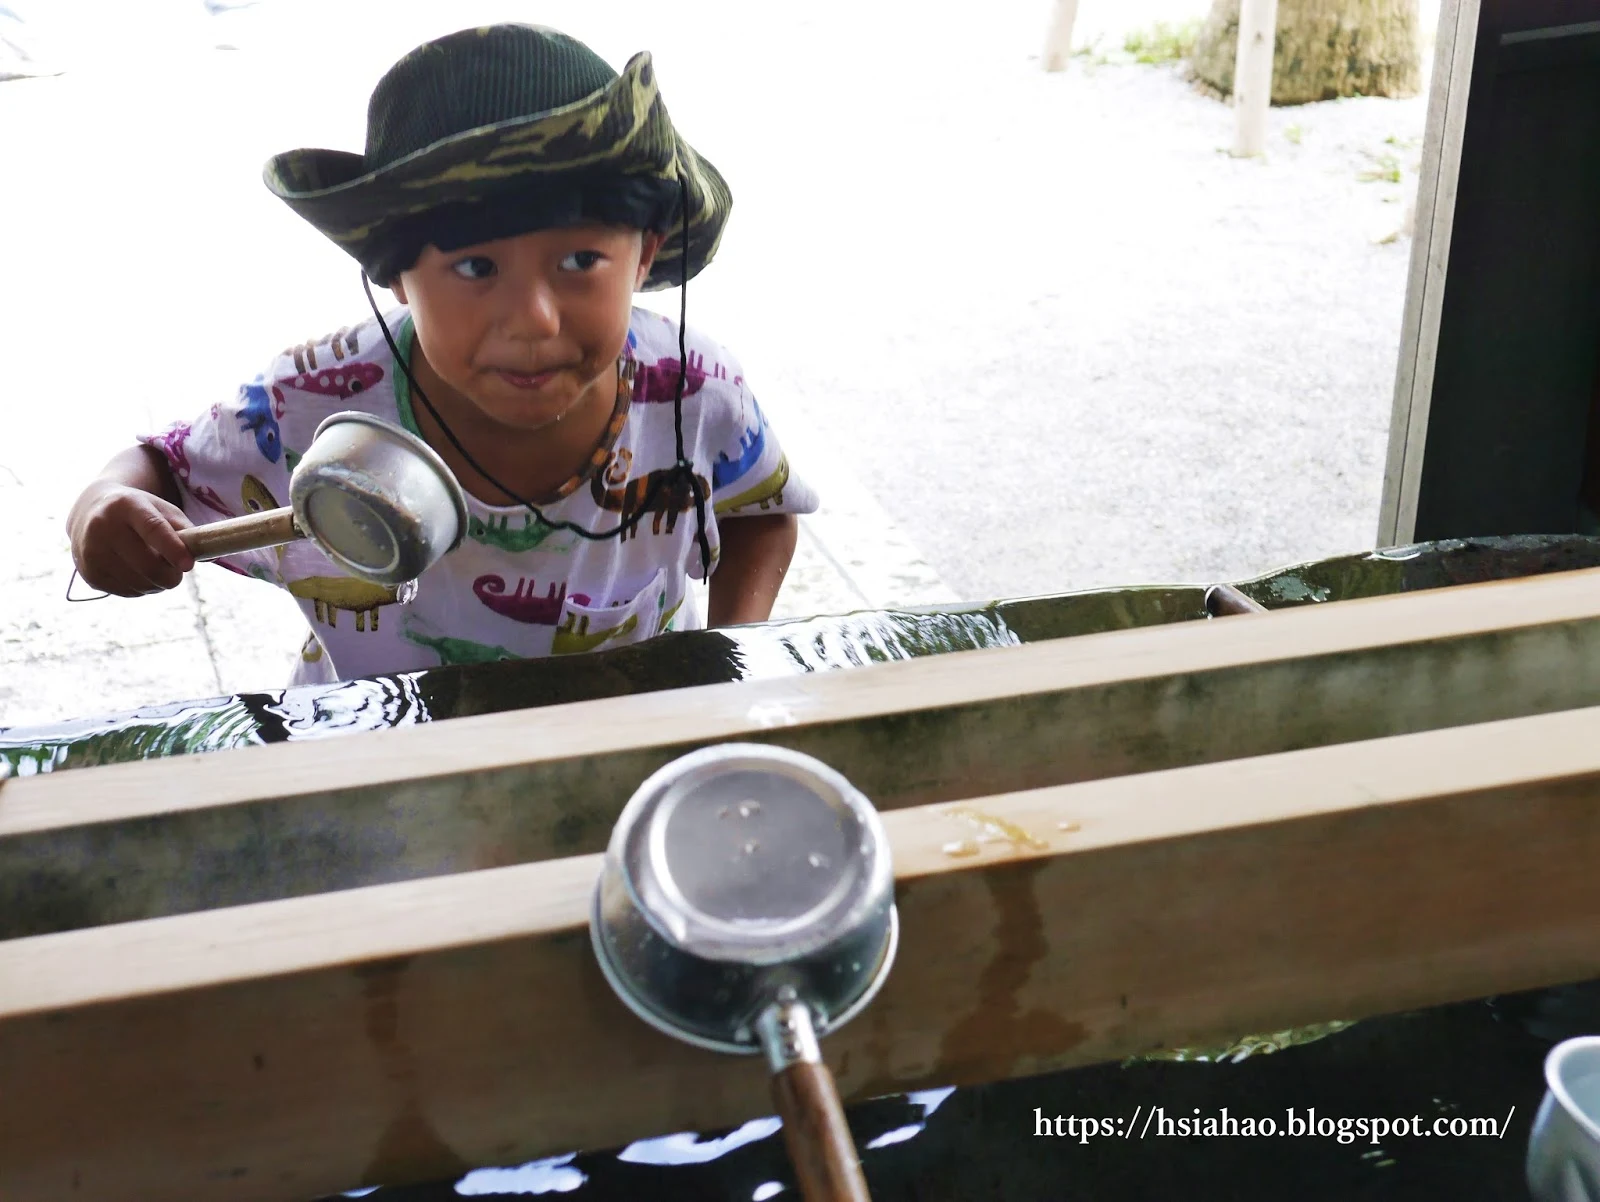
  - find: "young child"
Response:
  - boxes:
[65,24,814,686]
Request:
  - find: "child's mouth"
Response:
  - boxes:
[492,367,559,390]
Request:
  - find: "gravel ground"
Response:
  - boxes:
[686,2,1434,601]
[0,0,1438,721]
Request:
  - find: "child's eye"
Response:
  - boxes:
[559,250,604,272]
[451,256,497,280]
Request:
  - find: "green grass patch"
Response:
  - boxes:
[1072,19,1200,68]
[1357,150,1402,183]
[1122,19,1201,65]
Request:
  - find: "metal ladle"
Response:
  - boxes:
[591,743,898,1202]
[176,411,469,587]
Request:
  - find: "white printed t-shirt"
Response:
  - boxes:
[138,307,817,686]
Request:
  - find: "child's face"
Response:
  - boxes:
[393,223,661,434]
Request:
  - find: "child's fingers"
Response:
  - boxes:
[98,536,183,595]
[68,489,196,596]
[149,495,195,532]
[136,498,197,574]
[88,503,190,594]
[76,544,175,597]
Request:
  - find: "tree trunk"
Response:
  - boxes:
[1191,0,1421,105]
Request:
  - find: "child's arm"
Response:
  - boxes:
[706,513,799,627]
[66,445,197,596]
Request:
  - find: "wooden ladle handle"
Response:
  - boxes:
[758,998,871,1202]
[178,507,301,562]
[770,1060,871,1202]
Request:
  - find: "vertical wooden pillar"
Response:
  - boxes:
[1232,0,1280,155]
[1042,0,1080,71]
[1378,0,1480,546]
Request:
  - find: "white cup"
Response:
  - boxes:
[1529,1037,1600,1201]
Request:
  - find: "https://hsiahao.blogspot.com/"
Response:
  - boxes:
[1032,1105,1517,1157]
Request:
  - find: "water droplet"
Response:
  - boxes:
[737,800,761,817]
[743,839,760,855]
[942,839,981,858]
[945,807,1050,851]
[808,852,830,869]
[1057,821,1081,832]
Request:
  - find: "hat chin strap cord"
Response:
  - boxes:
[359,171,713,581]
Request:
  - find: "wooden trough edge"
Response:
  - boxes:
[8,703,1600,1201]
[9,565,1600,939]
[13,565,1600,834]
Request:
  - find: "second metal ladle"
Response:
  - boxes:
[177,411,469,587]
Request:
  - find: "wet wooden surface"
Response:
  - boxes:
[8,703,1600,1200]
[8,567,1600,939]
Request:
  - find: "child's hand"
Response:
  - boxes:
[67,484,198,597]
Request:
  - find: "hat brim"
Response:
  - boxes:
[263,52,729,291]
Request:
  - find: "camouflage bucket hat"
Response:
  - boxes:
[263,24,731,290]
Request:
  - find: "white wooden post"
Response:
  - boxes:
[1042,0,1080,71]
[1232,0,1279,156]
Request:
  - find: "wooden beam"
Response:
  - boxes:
[1378,0,1482,545]
[8,704,1600,1201]
[9,567,1600,938]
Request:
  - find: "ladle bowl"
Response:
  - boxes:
[592,743,897,1202]
[177,411,468,587]
[592,743,896,1052]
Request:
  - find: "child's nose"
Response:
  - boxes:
[506,280,561,340]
